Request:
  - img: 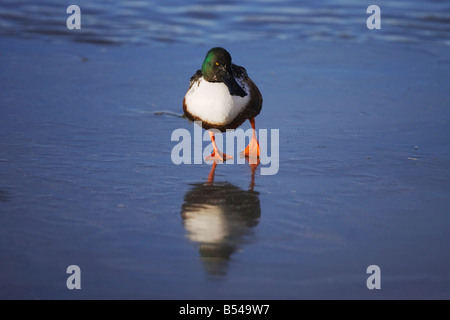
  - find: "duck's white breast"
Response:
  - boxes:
[184,76,250,125]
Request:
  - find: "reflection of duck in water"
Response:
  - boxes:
[180,163,261,276]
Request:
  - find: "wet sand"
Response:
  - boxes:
[0,37,449,299]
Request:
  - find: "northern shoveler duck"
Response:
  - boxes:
[183,47,263,162]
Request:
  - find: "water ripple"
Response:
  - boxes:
[0,0,448,46]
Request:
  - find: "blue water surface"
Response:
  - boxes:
[0,1,449,299]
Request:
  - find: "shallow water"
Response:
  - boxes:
[0,2,450,300]
[0,0,450,46]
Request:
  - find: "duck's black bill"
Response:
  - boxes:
[223,73,247,98]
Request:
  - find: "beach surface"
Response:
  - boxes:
[1,1,450,299]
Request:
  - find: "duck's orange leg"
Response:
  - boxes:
[241,118,260,159]
[205,131,233,162]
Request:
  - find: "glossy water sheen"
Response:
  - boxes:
[0,2,449,300]
[0,0,449,46]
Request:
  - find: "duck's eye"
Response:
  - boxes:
[215,61,220,66]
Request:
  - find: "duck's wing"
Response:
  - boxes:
[188,70,202,88]
[232,64,263,119]
[232,64,248,79]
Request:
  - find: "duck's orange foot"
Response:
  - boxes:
[240,138,260,160]
[205,150,233,162]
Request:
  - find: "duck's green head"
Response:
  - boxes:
[201,47,247,98]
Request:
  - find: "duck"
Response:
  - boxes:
[183,47,263,162]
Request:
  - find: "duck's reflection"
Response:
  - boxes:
[181,162,261,276]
